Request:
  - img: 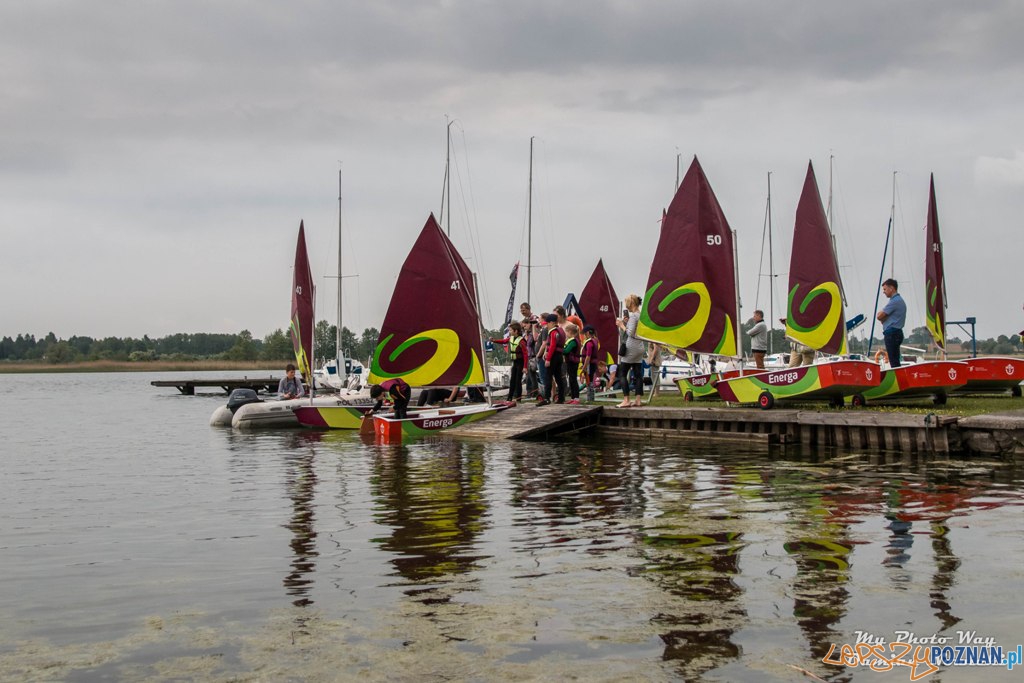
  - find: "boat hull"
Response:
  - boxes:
[862,361,968,404]
[373,403,510,443]
[232,397,365,429]
[674,370,741,400]
[714,360,880,408]
[956,357,1024,395]
[293,403,375,429]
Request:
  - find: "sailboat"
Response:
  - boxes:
[934,174,1024,396]
[213,221,370,429]
[861,174,967,404]
[635,156,743,401]
[577,259,620,368]
[714,161,879,408]
[299,214,509,440]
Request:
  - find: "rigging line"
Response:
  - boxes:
[451,126,495,327]
[536,140,562,307]
[755,183,770,308]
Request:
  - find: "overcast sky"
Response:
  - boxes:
[3,1,1022,344]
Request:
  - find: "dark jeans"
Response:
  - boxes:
[618,362,643,398]
[393,395,409,419]
[508,358,524,400]
[544,354,566,403]
[566,360,580,399]
[884,329,904,368]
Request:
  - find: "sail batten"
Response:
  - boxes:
[368,214,486,387]
[924,174,946,351]
[785,162,848,355]
[637,156,739,357]
[290,221,315,384]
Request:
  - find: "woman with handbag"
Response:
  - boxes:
[615,294,646,407]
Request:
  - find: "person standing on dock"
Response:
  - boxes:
[877,278,907,368]
[278,364,305,400]
[370,378,410,419]
[581,325,599,403]
[745,310,768,369]
[537,313,566,406]
[491,321,527,402]
[563,322,582,404]
[616,294,645,407]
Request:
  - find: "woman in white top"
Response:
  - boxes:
[615,293,646,407]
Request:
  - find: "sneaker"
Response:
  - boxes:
[535,398,549,407]
[567,399,580,405]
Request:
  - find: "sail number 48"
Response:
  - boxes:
[706,235,723,246]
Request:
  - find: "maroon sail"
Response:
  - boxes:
[785,162,848,355]
[578,259,621,365]
[368,214,485,387]
[637,156,739,357]
[289,221,315,382]
[924,175,946,351]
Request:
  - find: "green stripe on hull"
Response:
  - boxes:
[315,406,368,429]
[862,370,901,400]
[719,367,824,404]
[400,407,499,437]
[675,374,723,399]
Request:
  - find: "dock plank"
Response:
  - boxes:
[452,403,602,440]
[151,378,281,395]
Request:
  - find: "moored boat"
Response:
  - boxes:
[299,214,510,440]
[715,162,878,408]
[862,175,967,404]
[957,357,1024,396]
[637,156,744,401]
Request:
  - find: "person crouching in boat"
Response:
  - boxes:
[369,378,410,419]
[278,363,305,400]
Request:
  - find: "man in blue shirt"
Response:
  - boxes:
[877,278,907,367]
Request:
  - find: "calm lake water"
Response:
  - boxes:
[2,371,1023,682]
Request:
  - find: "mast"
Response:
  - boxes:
[675,151,681,192]
[527,136,534,304]
[732,227,742,370]
[336,169,345,382]
[867,171,897,355]
[889,171,897,279]
[473,272,493,405]
[439,116,454,236]
[767,171,775,354]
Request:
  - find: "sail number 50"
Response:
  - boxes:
[706,235,723,246]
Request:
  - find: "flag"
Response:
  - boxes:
[503,262,520,331]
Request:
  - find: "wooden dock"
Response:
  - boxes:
[599,406,960,454]
[452,403,603,440]
[151,377,281,395]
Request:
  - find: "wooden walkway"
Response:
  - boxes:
[452,403,603,440]
[151,377,280,395]
[599,406,960,454]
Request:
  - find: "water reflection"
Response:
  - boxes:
[369,441,490,590]
[637,459,748,679]
[281,438,318,607]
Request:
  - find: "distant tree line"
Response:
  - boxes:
[0,322,385,365]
